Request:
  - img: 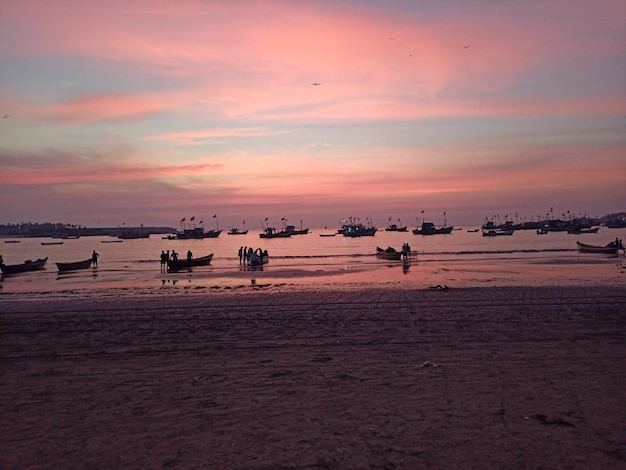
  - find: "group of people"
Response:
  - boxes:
[401,242,412,259]
[160,249,193,271]
[238,246,268,266]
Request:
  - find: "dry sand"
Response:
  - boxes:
[1,284,625,469]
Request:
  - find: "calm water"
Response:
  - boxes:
[1,226,624,294]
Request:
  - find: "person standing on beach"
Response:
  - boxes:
[171,250,178,262]
[187,250,193,262]
[238,246,243,264]
[92,250,99,267]
[160,251,167,271]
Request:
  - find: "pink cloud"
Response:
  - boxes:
[32,93,164,124]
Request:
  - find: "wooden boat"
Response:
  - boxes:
[376,247,403,260]
[101,239,123,243]
[319,233,336,237]
[56,258,92,272]
[4,240,21,243]
[1,257,48,274]
[167,253,214,271]
[41,241,64,245]
[576,241,619,254]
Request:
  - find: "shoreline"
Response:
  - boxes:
[2,284,625,468]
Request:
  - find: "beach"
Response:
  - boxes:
[1,283,625,469]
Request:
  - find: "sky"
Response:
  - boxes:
[1,0,625,229]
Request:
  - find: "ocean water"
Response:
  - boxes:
[1,226,624,294]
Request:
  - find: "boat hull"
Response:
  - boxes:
[167,253,214,271]
[1,257,48,274]
[577,242,618,254]
[56,259,93,272]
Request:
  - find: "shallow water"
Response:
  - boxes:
[1,226,624,294]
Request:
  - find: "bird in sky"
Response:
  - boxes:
[3,114,9,118]
[464,45,471,48]
[312,83,321,86]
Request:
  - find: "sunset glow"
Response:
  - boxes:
[1,0,624,227]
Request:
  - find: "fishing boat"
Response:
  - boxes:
[101,239,123,243]
[175,227,222,239]
[167,253,214,271]
[576,241,619,254]
[56,259,93,272]
[385,219,408,232]
[227,227,249,235]
[259,226,292,238]
[0,257,48,274]
[482,229,515,236]
[413,221,453,235]
[41,241,64,245]
[285,224,309,235]
[567,227,600,234]
[319,233,336,237]
[376,246,403,260]
[4,240,21,243]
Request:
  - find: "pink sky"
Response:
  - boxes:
[0,0,625,228]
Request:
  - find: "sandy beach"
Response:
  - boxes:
[1,284,625,469]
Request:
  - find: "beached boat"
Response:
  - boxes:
[56,259,93,272]
[1,257,48,274]
[576,241,619,254]
[376,247,403,260]
[167,253,214,271]
[413,221,453,235]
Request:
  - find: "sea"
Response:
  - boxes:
[1,226,624,295]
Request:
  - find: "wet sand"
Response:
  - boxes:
[1,284,625,469]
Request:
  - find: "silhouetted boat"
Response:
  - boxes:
[376,246,402,260]
[413,222,453,235]
[1,257,48,274]
[167,253,214,271]
[227,227,249,235]
[56,259,92,272]
[259,227,292,238]
[175,227,222,239]
[482,229,514,236]
[41,241,64,245]
[576,241,619,254]
[4,240,21,243]
[567,227,600,234]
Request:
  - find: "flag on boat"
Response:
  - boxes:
[213,214,217,218]
[191,216,195,221]
[180,217,185,223]
[199,220,203,224]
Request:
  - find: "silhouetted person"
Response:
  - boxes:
[187,250,193,262]
[92,250,99,267]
